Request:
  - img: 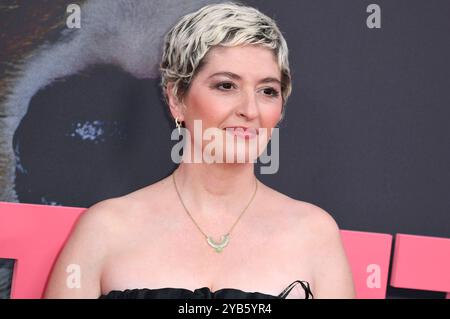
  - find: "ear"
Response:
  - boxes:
[166,82,185,121]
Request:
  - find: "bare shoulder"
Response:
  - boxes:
[43,196,131,298]
[286,200,355,298]
[266,188,344,258]
[74,196,135,237]
[80,175,172,232]
[259,183,339,236]
[259,185,355,298]
[62,196,131,259]
[292,200,341,238]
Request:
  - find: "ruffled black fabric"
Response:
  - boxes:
[99,280,313,299]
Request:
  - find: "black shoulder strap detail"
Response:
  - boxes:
[278,280,314,299]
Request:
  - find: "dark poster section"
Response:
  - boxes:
[13,64,175,207]
[0,259,15,299]
[1,0,449,298]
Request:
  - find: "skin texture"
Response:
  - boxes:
[44,45,355,299]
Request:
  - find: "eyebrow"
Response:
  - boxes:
[207,71,281,86]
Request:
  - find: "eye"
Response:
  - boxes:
[262,87,280,98]
[216,82,236,90]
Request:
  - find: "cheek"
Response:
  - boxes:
[186,92,230,125]
[260,103,283,127]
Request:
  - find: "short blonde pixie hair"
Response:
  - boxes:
[159,1,292,122]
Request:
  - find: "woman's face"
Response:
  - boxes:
[172,44,283,163]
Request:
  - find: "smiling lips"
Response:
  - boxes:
[223,126,258,139]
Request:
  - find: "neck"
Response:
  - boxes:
[172,162,258,219]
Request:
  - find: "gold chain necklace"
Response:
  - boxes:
[172,171,258,253]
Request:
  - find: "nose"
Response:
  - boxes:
[236,89,259,120]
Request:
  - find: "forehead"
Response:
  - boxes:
[200,45,280,78]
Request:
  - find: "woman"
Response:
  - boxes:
[44,2,355,299]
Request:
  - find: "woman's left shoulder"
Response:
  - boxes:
[259,183,341,237]
[264,189,355,297]
[283,198,355,297]
[293,200,340,235]
[273,193,341,240]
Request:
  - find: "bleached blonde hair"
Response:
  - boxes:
[159,1,292,122]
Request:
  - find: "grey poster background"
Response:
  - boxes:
[0,0,449,298]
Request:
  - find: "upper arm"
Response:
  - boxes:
[43,200,117,299]
[307,205,356,299]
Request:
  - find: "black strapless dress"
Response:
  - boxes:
[99,280,313,299]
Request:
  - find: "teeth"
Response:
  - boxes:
[225,127,248,131]
[223,127,259,136]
